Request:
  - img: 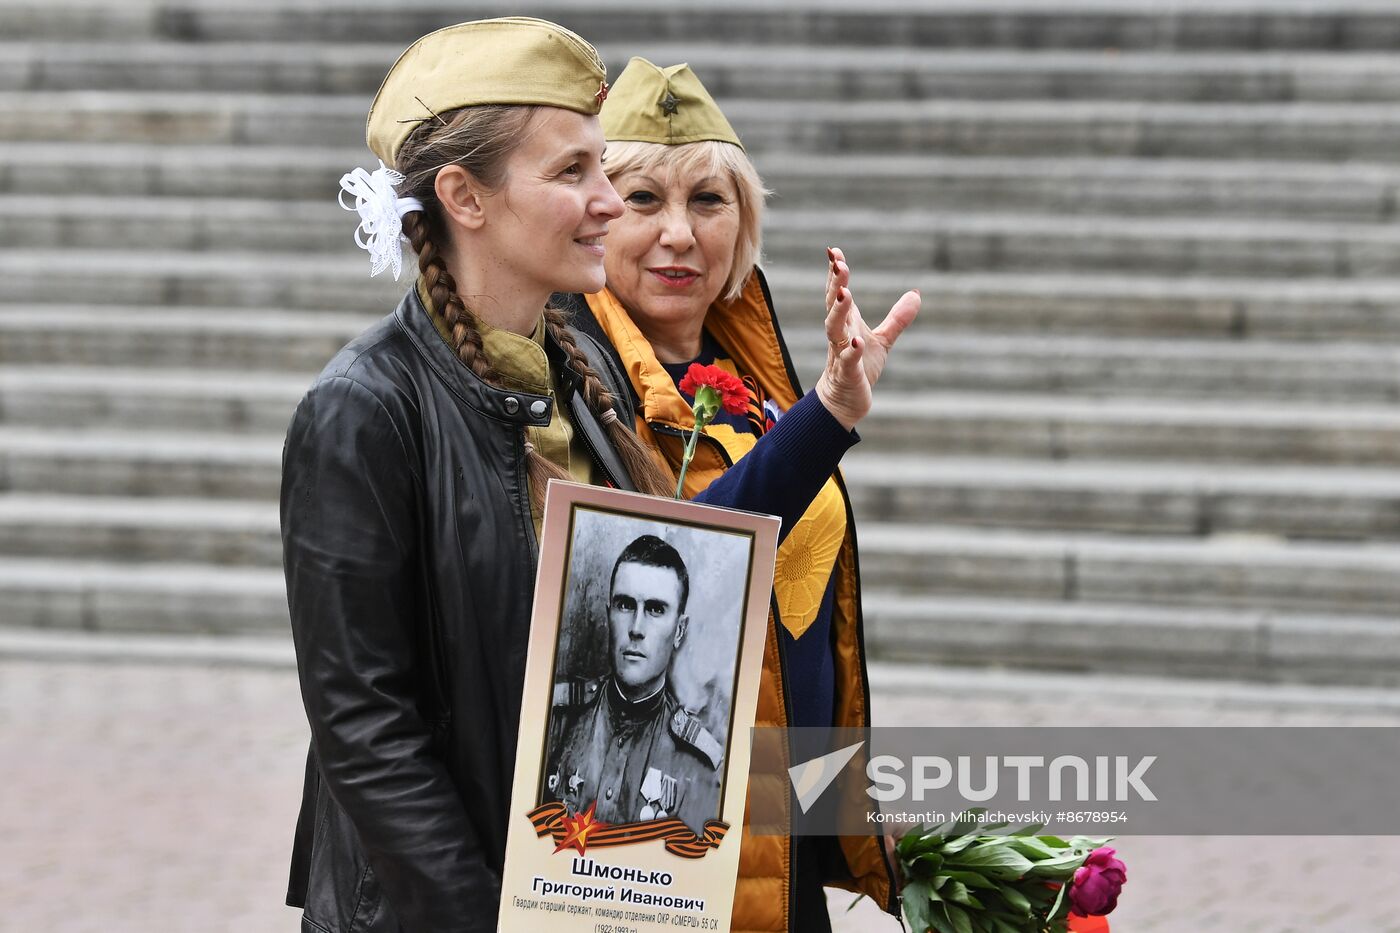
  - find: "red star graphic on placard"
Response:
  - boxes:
[554,801,608,855]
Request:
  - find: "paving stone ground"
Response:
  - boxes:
[2,652,1398,932]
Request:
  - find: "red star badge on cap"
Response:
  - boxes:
[595,81,610,105]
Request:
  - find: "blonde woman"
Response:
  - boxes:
[566,58,920,933]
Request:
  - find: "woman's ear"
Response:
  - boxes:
[435,164,487,231]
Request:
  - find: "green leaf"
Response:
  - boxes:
[1046,879,1069,920]
[941,870,994,890]
[913,852,945,874]
[1067,835,1112,851]
[1003,836,1064,860]
[998,886,1032,916]
[897,826,933,858]
[903,880,933,933]
[941,881,984,910]
[1024,853,1088,878]
[926,909,956,933]
[1010,824,1045,837]
[943,903,975,933]
[845,893,866,913]
[939,834,980,856]
[947,845,1035,881]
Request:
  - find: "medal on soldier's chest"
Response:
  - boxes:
[639,767,678,821]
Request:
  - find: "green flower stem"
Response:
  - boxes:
[674,386,721,499]
[674,422,703,499]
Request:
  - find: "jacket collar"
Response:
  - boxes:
[395,285,554,427]
[395,285,637,491]
[580,267,801,428]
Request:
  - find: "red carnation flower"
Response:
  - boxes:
[672,363,750,498]
[679,363,748,416]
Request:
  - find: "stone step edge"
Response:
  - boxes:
[840,453,1400,495]
[12,90,1400,119]
[8,142,1400,183]
[9,306,1400,362]
[859,522,1400,566]
[0,491,276,527]
[0,555,284,588]
[0,625,295,668]
[12,40,1400,71]
[7,493,1400,568]
[3,626,1397,715]
[8,365,1400,420]
[865,593,1400,680]
[8,428,1400,502]
[6,366,1400,424]
[866,592,1400,631]
[13,251,1400,301]
[866,660,1400,715]
[11,194,1400,242]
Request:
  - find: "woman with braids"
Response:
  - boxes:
[280,19,918,933]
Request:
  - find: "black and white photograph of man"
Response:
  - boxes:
[539,508,752,835]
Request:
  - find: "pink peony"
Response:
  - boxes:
[1068,846,1127,917]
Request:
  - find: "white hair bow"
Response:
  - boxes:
[338,161,424,280]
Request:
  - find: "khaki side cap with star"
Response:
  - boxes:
[366,16,609,169]
[599,57,743,150]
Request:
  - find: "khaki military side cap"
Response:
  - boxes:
[599,58,743,150]
[366,17,609,168]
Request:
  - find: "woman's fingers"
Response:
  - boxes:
[825,281,854,349]
[871,289,922,350]
[825,246,850,314]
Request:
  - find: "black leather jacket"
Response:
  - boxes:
[281,288,854,933]
[281,287,643,933]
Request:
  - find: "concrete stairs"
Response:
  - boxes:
[4,0,1400,685]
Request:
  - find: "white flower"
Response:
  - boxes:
[337,160,423,280]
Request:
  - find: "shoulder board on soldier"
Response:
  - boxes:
[552,678,603,708]
[669,708,724,770]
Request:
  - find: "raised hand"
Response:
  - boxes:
[813,246,921,430]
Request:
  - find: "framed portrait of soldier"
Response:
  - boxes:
[499,481,779,933]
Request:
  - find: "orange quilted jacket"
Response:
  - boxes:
[581,269,895,932]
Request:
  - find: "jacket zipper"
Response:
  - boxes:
[649,419,802,931]
[518,429,540,573]
[832,466,899,912]
[752,270,903,915]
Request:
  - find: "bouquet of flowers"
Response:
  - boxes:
[893,809,1126,933]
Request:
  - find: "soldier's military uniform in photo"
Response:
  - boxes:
[543,534,725,834]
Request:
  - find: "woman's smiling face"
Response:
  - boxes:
[603,159,741,347]
[480,107,624,297]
